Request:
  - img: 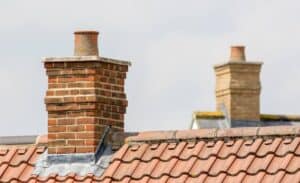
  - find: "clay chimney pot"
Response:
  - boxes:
[74,30,99,56]
[230,46,246,62]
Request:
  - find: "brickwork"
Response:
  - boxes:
[45,60,128,154]
[214,47,262,121]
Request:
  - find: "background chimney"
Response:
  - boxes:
[44,31,129,154]
[74,31,99,56]
[214,46,262,121]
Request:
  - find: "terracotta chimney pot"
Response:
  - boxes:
[74,30,99,56]
[230,46,246,62]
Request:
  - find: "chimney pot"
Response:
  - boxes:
[230,46,246,62]
[74,30,99,56]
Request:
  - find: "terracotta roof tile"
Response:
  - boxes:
[100,126,300,182]
[0,145,105,183]
[1,126,300,182]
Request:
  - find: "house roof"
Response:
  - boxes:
[1,126,300,183]
[100,126,300,183]
[0,143,106,182]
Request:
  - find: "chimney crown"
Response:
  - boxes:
[230,46,246,62]
[74,30,99,56]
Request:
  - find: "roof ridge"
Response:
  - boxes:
[126,126,300,143]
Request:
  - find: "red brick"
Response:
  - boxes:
[67,140,85,146]
[48,139,66,146]
[57,118,75,125]
[76,146,96,153]
[77,118,97,124]
[76,132,100,139]
[44,62,54,68]
[67,125,85,132]
[56,147,75,154]
[85,139,99,146]
[48,126,66,133]
[46,90,55,96]
[85,124,102,132]
[56,132,75,139]
[70,90,80,95]
[48,133,57,139]
[48,147,57,154]
[48,77,57,83]
[55,90,69,96]
[63,97,76,103]
[48,119,57,126]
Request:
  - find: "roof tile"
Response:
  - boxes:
[1,126,300,182]
[101,126,300,182]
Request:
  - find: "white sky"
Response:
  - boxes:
[0,0,300,136]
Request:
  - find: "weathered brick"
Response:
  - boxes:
[56,147,75,154]
[48,119,57,126]
[76,132,100,139]
[55,90,69,96]
[85,139,99,146]
[57,118,75,125]
[77,118,97,124]
[56,132,75,139]
[48,126,66,133]
[76,147,96,153]
[48,139,66,146]
[67,125,85,132]
[48,147,57,154]
[67,139,85,146]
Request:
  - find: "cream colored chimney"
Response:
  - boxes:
[214,46,262,121]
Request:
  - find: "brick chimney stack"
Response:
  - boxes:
[214,46,262,121]
[44,31,130,154]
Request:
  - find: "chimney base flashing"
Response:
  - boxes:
[32,146,112,177]
[43,56,131,66]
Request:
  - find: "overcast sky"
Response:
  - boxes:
[0,0,300,136]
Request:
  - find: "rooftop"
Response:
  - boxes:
[1,126,300,182]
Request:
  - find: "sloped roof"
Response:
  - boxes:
[100,126,300,183]
[1,126,300,183]
[0,145,106,182]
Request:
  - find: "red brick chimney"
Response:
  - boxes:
[44,31,130,154]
